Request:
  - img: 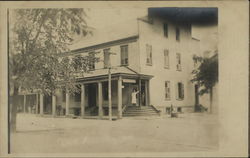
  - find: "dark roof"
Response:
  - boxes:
[148,7,218,25]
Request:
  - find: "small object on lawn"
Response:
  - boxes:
[171,113,178,118]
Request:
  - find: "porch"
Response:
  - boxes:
[19,67,153,119]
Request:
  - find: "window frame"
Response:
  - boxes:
[176,53,182,71]
[176,82,184,100]
[146,44,153,66]
[120,45,129,66]
[164,49,170,69]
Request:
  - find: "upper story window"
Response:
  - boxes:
[103,48,110,68]
[120,45,128,66]
[163,23,168,38]
[164,49,169,69]
[88,52,95,70]
[176,53,181,71]
[176,82,184,100]
[146,44,152,65]
[176,27,180,41]
[165,81,171,100]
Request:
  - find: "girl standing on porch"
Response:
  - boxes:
[131,89,139,106]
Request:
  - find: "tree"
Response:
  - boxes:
[191,50,218,113]
[9,8,98,132]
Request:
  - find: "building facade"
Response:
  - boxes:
[18,14,217,118]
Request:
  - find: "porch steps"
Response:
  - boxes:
[123,105,160,117]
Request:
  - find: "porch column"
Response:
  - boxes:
[117,76,122,119]
[23,94,26,113]
[98,82,103,118]
[80,84,85,118]
[52,95,56,117]
[66,88,70,116]
[40,93,44,115]
[36,93,39,114]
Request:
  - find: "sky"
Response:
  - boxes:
[84,7,218,52]
[85,8,147,29]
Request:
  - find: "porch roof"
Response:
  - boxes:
[76,66,153,83]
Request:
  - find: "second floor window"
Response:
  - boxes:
[120,45,128,66]
[165,81,171,100]
[176,27,180,41]
[164,49,169,69]
[176,53,181,71]
[146,44,152,65]
[88,52,95,70]
[104,48,110,68]
[163,23,168,37]
[176,82,184,100]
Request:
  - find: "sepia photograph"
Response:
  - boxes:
[0,0,248,157]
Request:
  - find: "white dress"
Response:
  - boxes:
[131,92,138,104]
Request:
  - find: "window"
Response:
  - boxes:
[102,82,108,100]
[165,81,171,100]
[146,44,152,65]
[176,82,184,100]
[164,49,169,69]
[104,48,110,68]
[163,23,168,37]
[176,27,180,41]
[120,45,128,66]
[88,52,95,70]
[176,53,181,71]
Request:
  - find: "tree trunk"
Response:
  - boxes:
[209,87,213,114]
[10,85,19,133]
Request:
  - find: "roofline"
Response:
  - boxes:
[75,72,153,83]
[62,35,139,56]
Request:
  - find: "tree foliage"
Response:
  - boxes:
[9,8,98,95]
[191,50,218,95]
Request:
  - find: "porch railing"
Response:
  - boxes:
[151,105,161,114]
[122,104,128,113]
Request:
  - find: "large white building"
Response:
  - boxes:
[17,10,218,118]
